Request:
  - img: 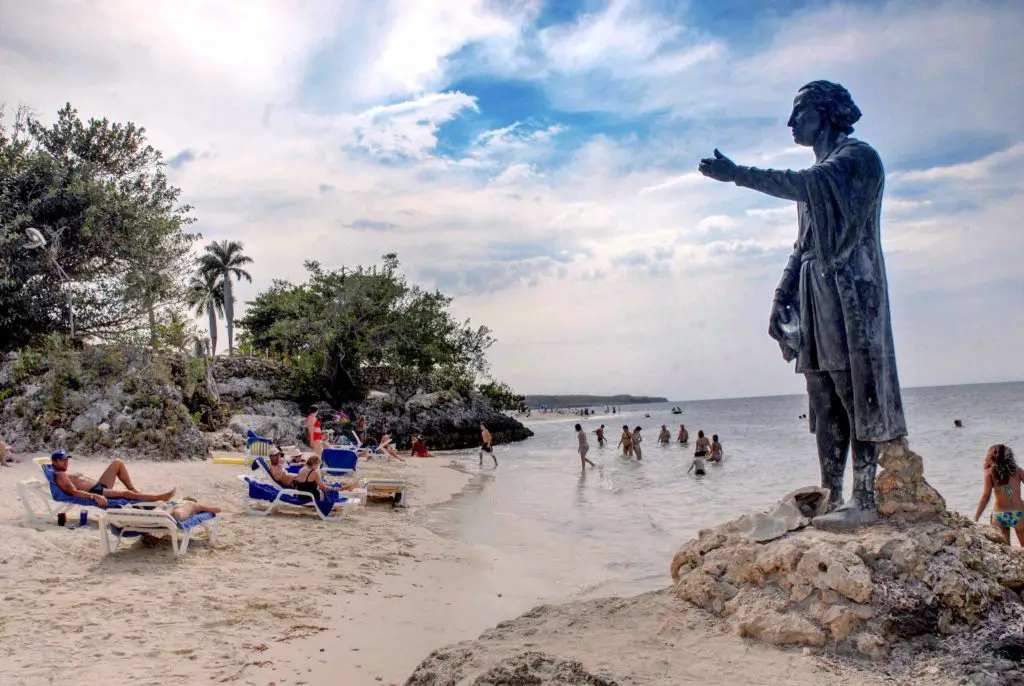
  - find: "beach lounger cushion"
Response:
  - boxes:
[42,465,137,508]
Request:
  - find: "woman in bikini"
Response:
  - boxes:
[306,406,324,456]
[974,444,1024,546]
[617,425,633,458]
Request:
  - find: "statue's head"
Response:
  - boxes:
[787,80,861,146]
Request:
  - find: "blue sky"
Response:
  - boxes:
[2,0,1023,399]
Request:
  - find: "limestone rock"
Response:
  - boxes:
[732,607,826,646]
[70,400,114,432]
[876,439,946,522]
[670,488,1024,661]
[855,632,888,660]
[228,414,306,446]
[737,500,809,544]
[795,544,872,604]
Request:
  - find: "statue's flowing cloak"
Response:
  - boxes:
[740,137,907,442]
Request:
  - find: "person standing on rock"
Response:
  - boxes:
[699,80,907,531]
[479,423,497,467]
[575,424,596,470]
[975,444,1024,546]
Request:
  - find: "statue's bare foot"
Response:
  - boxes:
[812,501,878,533]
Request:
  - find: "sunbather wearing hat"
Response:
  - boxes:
[50,449,174,507]
[267,447,296,487]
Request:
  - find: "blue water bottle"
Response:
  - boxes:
[80,510,88,526]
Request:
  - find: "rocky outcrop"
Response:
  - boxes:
[407,650,622,686]
[876,438,947,522]
[0,346,207,459]
[671,502,1024,670]
[318,390,533,451]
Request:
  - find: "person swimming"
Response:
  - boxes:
[975,443,1024,546]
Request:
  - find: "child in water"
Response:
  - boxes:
[687,453,706,476]
[975,444,1024,546]
[575,424,596,470]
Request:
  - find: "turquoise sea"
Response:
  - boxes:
[422,382,1024,603]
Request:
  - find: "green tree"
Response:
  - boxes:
[0,102,198,350]
[184,271,224,357]
[197,240,252,356]
[237,254,495,404]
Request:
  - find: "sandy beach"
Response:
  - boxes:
[0,452,513,685]
[0,446,951,686]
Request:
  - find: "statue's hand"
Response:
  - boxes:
[698,149,738,183]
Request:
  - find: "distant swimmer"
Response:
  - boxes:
[479,423,497,467]
[575,424,596,470]
[955,419,964,428]
[687,453,706,476]
[632,426,644,460]
[658,425,671,444]
[677,424,689,444]
[618,424,633,457]
[594,424,608,447]
[694,430,710,461]
[710,434,723,463]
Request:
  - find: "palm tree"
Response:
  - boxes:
[185,271,225,357]
[197,240,253,356]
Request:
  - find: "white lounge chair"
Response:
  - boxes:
[99,508,220,557]
[19,460,151,527]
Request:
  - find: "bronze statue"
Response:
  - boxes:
[698,80,907,531]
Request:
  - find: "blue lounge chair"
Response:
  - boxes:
[238,457,362,522]
[245,430,275,463]
[289,449,407,504]
[18,462,145,527]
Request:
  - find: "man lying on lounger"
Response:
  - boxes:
[267,447,296,487]
[50,450,175,506]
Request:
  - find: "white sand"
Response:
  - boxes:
[0,451,923,686]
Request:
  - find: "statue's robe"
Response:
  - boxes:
[735,135,907,442]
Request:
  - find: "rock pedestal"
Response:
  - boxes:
[875,439,947,522]
[671,496,1024,663]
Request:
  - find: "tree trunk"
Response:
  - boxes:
[147,296,158,348]
[224,270,235,356]
[207,303,218,358]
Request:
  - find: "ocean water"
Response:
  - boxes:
[422,382,1024,603]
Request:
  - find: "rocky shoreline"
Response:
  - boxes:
[404,442,1024,686]
[0,346,532,458]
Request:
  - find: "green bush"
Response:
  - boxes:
[12,349,44,383]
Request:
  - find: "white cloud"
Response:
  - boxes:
[2,0,1022,399]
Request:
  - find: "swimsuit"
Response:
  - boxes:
[993,511,1024,528]
[88,482,105,495]
[294,471,322,500]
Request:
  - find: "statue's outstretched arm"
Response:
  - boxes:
[733,166,809,203]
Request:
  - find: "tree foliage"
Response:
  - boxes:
[0,103,198,351]
[238,254,495,405]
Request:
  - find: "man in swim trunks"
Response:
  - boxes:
[594,425,607,447]
[687,453,707,476]
[267,448,296,487]
[50,450,174,507]
[479,424,497,466]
